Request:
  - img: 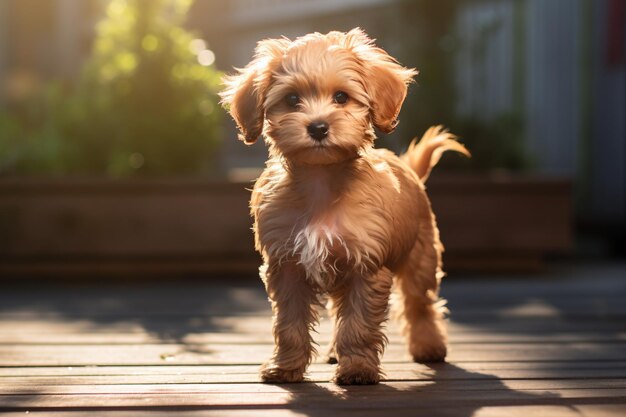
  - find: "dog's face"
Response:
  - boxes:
[221,29,416,165]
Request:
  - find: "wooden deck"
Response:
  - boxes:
[1,262,625,416]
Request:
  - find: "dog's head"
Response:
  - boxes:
[220,29,416,165]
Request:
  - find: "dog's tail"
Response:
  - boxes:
[401,125,471,183]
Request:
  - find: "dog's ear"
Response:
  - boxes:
[220,67,262,145]
[345,28,417,134]
[220,38,290,144]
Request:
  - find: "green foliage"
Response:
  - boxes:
[443,113,531,172]
[0,84,71,175]
[1,0,222,177]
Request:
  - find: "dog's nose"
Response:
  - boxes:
[307,121,329,141]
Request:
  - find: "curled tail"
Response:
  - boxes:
[401,125,471,183]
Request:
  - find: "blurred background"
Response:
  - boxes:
[0,0,624,276]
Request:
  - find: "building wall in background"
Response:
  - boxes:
[455,0,584,176]
[591,0,626,224]
[453,0,624,228]
[455,1,517,122]
[525,0,583,178]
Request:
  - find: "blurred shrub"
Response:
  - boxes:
[0,84,70,175]
[388,0,530,172]
[0,0,222,177]
[442,113,530,172]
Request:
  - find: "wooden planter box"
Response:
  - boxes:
[427,174,573,272]
[0,175,572,277]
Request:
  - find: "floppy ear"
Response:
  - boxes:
[220,68,263,144]
[367,61,417,133]
[220,38,290,145]
[345,28,417,134]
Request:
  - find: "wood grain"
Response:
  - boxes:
[1,265,625,416]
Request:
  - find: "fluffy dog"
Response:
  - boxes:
[220,28,469,385]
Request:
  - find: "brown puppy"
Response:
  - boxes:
[220,28,469,385]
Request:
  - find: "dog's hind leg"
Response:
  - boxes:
[395,211,448,363]
[324,297,338,364]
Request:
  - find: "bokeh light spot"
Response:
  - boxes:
[142,35,160,52]
[197,49,215,66]
[117,52,138,73]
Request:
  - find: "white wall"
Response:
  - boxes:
[455,0,625,223]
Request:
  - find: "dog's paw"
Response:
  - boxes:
[411,343,447,363]
[334,367,380,385]
[260,363,305,384]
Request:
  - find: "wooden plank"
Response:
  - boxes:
[0,286,270,316]
[3,360,625,377]
[0,405,625,417]
[1,316,624,338]
[3,360,624,376]
[0,342,624,366]
[1,331,624,345]
[1,387,625,410]
[3,307,625,322]
[3,292,619,316]
[0,179,254,258]
[3,378,626,395]
[428,176,573,252]
[0,406,625,417]
[3,366,626,385]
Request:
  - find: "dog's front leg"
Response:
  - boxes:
[260,260,318,383]
[330,267,393,385]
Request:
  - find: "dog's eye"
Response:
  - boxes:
[285,93,300,108]
[333,91,349,105]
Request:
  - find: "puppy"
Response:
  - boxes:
[220,28,469,385]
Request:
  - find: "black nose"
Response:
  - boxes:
[307,121,329,141]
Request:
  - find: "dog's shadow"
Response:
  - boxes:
[270,362,562,417]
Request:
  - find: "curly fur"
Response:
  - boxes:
[220,28,469,385]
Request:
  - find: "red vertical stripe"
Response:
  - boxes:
[607,0,626,67]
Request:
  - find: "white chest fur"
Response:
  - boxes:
[291,215,347,288]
